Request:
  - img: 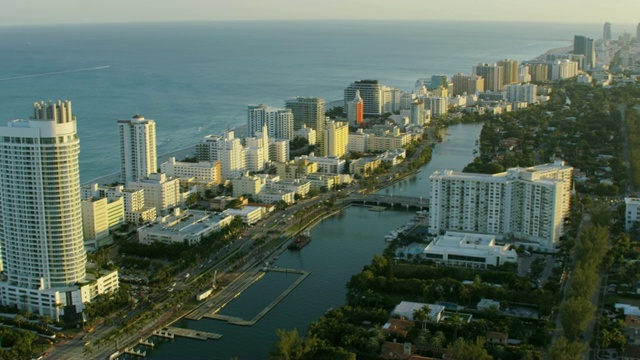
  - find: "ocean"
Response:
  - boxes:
[0,20,605,183]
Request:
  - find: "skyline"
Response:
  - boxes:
[1,0,639,27]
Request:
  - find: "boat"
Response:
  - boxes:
[385,230,399,242]
[288,231,311,250]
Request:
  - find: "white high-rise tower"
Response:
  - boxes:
[0,100,87,317]
[118,114,157,185]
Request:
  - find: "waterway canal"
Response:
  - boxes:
[140,122,483,359]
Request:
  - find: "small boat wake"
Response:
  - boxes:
[0,65,110,81]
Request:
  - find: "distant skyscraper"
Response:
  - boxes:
[603,22,612,42]
[497,59,519,86]
[0,101,89,319]
[247,105,294,140]
[410,100,425,125]
[284,97,325,130]
[284,97,326,143]
[196,131,246,181]
[118,114,157,185]
[637,23,640,41]
[573,35,596,69]
[344,80,383,115]
[473,63,504,92]
[347,90,364,127]
[452,73,485,96]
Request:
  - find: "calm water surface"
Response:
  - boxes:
[140,122,481,359]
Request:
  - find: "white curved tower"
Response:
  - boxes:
[118,114,157,185]
[0,100,86,291]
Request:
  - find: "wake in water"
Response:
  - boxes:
[0,65,110,81]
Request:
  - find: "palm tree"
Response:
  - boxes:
[412,305,431,330]
[446,312,463,341]
[14,314,24,329]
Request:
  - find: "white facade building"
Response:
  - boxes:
[196,132,246,181]
[128,173,181,216]
[423,232,518,268]
[391,301,445,323]
[506,84,538,104]
[0,101,117,320]
[138,209,233,245]
[222,206,265,225]
[295,154,345,174]
[625,198,640,232]
[118,114,157,185]
[161,157,221,183]
[348,129,369,153]
[269,139,289,163]
[248,105,294,140]
[294,124,316,146]
[429,161,572,249]
[81,196,124,249]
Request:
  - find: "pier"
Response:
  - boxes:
[152,326,223,341]
[123,348,146,357]
[164,326,223,340]
[185,268,266,321]
[138,338,155,347]
[204,270,310,326]
[151,330,174,339]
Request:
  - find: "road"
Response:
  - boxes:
[619,103,634,195]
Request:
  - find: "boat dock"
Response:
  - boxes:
[203,270,310,326]
[138,338,155,347]
[185,269,265,321]
[152,330,175,339]
[123,348,146,357]
[156,327,222,340]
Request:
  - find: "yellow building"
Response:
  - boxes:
[322,120,349,158]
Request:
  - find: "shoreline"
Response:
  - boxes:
[535,45,574,60]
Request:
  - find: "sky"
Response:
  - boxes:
[0,0,638,26]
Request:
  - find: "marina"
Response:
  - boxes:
[141,123,482,359]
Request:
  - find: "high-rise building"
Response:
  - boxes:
[424,97,448,118]
[127,173,181,216]
[637,23,640,42]
[451,73,485,96]
[0,101,118,320]
[549,59,579,80]
[381,86,401,114]
[322,120,349,158]
[497,59,519,86]
[410,100,425,125]
[118,114,157,185]
[506,84,538,104]
[347,90,364,127]
[429,161,572,249]
[247,105,294,140]
[284,97,325,132]
[603,22,612,42]
[574,35,596,69]
[473,63,504,92]
[196,131,246,181]
[527,63,550,82]
[344,80,383,115]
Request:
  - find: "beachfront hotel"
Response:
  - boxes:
[429,161,573,249]
[0,101,118,320]
[118,114,157,186]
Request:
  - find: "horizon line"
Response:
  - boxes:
[0,18,634,28]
